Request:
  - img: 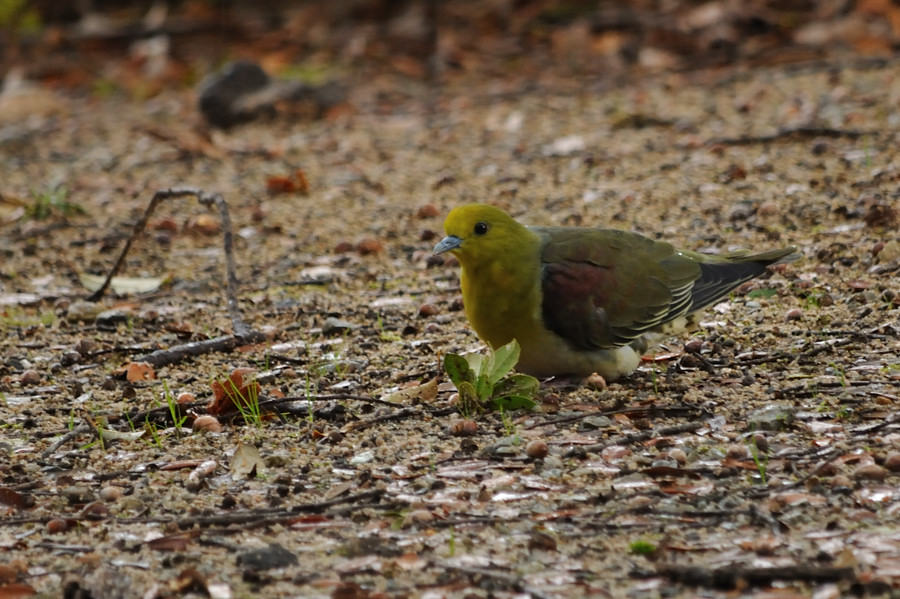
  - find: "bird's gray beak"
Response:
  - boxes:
[433,235,463,254]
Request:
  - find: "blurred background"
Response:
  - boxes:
[2,0,899,100]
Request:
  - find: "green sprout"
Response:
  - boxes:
[748,435,767,485]
[443,339,539,415]
[26,186,84,221]
[163,381,188,438]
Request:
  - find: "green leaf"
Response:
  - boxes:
[493,373,539,398]
[464,352,486,378]
[474,375,493,403]
[444,353,473,386]
[487,339,521,385]
[489,395,537,411]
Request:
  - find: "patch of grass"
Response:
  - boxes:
[226,375,264,428]
[376,316,402,342]
[0,307,55,328]
[26,186,85,221]
[443,339,539,416]
[499,407,521,445]
[835,406,854,420]
[628,539,657,555]
[163,381,188,438]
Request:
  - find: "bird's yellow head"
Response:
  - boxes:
[433,204,531,266]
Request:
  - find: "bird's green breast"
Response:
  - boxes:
[459,234,544,351]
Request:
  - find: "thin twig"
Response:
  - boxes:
[656,562,856,589]
[133,333,267,368]
[41,424,95,458]
[88,187,251,337]
[706,126,878,147]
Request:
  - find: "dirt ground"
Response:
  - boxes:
[2,11,900,598]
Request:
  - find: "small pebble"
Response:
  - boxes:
[47,519,68,534]
[356,238,383,255]
[20,370,41,386]
[584,372,606,389]
[322,317,356,336]
[884,451,900,472]
[853,463,888,481]
[830,474,853,488]
[726,444,749,460]
[450,419,478,436]
[785,308,803,321]
[60,351,81,366]
[66,300,103,322]
[601,445,631,461]
[99,486,123,502]
[193,415,222,434]
[81,501,109,518]
[416,203,439,218]
[683,339,703,354]
[526,440,549,460]
[751,434,769,452]
[418,303,439,317]
[757,201,778,216]
[61,486,96,505]
[667,448,687,465]
[403,509,434,526]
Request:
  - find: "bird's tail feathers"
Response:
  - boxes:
[689,246,798,312]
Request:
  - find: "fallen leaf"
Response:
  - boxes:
[126,362,156,382]
[380,378,438,404]
[79,273,164,295]
[0,488,28,508]
[231,442,263,479]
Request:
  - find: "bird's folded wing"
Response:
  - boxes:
[538,228,700,350]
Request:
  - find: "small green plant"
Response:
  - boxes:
[448,528,456,557]
[163,381,188,438]
[828,362,847,388]
[144,412,163,448]
[748,435,767,485]
[835,406,854,420]
[802,291,824,310]
[376,315,402,342]
[26,186,84,220]
[499,407,521,445]
[226,376,263,428]
[443,339,539,415]
[628,539,657,555]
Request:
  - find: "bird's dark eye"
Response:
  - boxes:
[474,221,489,235]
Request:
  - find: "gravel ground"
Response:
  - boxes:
[1,55,899,598]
